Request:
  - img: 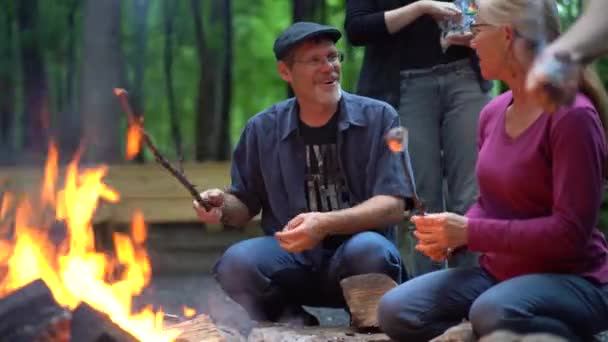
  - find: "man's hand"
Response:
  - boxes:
[419,0,461,21]
[193,188,224,224]
[526,50,582,113]
[275,212,328,253]
[411,212,468,260]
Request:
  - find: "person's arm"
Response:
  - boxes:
[319,195,405,236]
[467,106,606,260]
[345,0,460,45]
[546,0,608,64]
[194,188,252,227]
[275,106,414,253]
[384,2,428,34]
[276,195,404,253]
[526,0,608,112]
[195,121,263,228]
[319,107,414,235]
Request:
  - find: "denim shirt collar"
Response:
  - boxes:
[279,91,368,141]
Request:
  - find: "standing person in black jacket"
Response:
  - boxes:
[345,0,492,277]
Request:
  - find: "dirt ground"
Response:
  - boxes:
[134,273,350,335]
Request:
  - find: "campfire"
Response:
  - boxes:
[0,142,184,341]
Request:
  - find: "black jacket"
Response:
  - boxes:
[344,0,492,108]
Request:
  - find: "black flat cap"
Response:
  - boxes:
[273,21,342,60]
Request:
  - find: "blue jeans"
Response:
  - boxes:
[378,267,608,341]
[213,232,403,321]
[398,59,491,276]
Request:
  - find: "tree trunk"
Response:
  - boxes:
[80,0,124,163]
[130,0,150,163]
[58,0,81,160]
[292,0,326,22]
[17,0,48,163]
[218,0,233,160]
[65,0,79,115]
[191,0,218,161]
[288,0,326,97]
[0,2,15,165]
[163,0,183,160]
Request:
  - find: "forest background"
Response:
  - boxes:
[0,0,606,229]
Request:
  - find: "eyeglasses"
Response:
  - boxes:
[293,52,344,68]
[470,23,496,37]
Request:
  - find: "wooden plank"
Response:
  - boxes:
[95,197,201,223]
[0,162,231,198]
[0,162,232,224]
[146,229,258,250]
[103,162,231,198]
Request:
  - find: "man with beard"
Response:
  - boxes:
[193,22,415,325]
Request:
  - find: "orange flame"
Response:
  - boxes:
[0,192,13,220]
[42,142,58,205]
[387,140,404,153]
[126,123,143,160]
[183,306,196,318]
[0,146,181,341]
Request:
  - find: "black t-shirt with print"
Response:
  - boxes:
[299,113,351,249]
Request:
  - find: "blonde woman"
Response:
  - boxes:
[377,0,608,341]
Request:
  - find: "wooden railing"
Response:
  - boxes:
[0,162,232,224]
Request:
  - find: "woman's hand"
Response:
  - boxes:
[411,212,468,260]
[442,32,474,47]
[419,0,462,21]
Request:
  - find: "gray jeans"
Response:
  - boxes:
[398,59,491,277]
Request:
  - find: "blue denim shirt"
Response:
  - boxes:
[228,91,416,242]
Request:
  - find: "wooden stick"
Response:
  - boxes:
[113,88,212,211]
[385,126,426,214]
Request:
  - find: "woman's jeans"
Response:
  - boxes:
[398,59,491,276]
[378,267,608,341]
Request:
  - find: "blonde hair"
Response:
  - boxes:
[482,0,608,171]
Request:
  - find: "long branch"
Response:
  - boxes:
[113,88,212,211]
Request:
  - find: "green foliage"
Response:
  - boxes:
[230,0,290,145]
[3,0,607,163]
[3,0,607,234]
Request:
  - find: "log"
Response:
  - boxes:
[430,321,475,342]
[168,314,225,342]
[480,331,569,342]
[339,273,397,330]
[0,279,71,342]
[247,325,391,342]
[70,303,138,342]
[431,324,571,342]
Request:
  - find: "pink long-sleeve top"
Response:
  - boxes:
[466,91,608,284]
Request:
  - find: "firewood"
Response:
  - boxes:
[430,321,475,342]
[248,325,391,342]
[339,273,398,330]
[169,314,225,342]
[0,279,71,342]
[479,331,569,342]
[70,303,138,342]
